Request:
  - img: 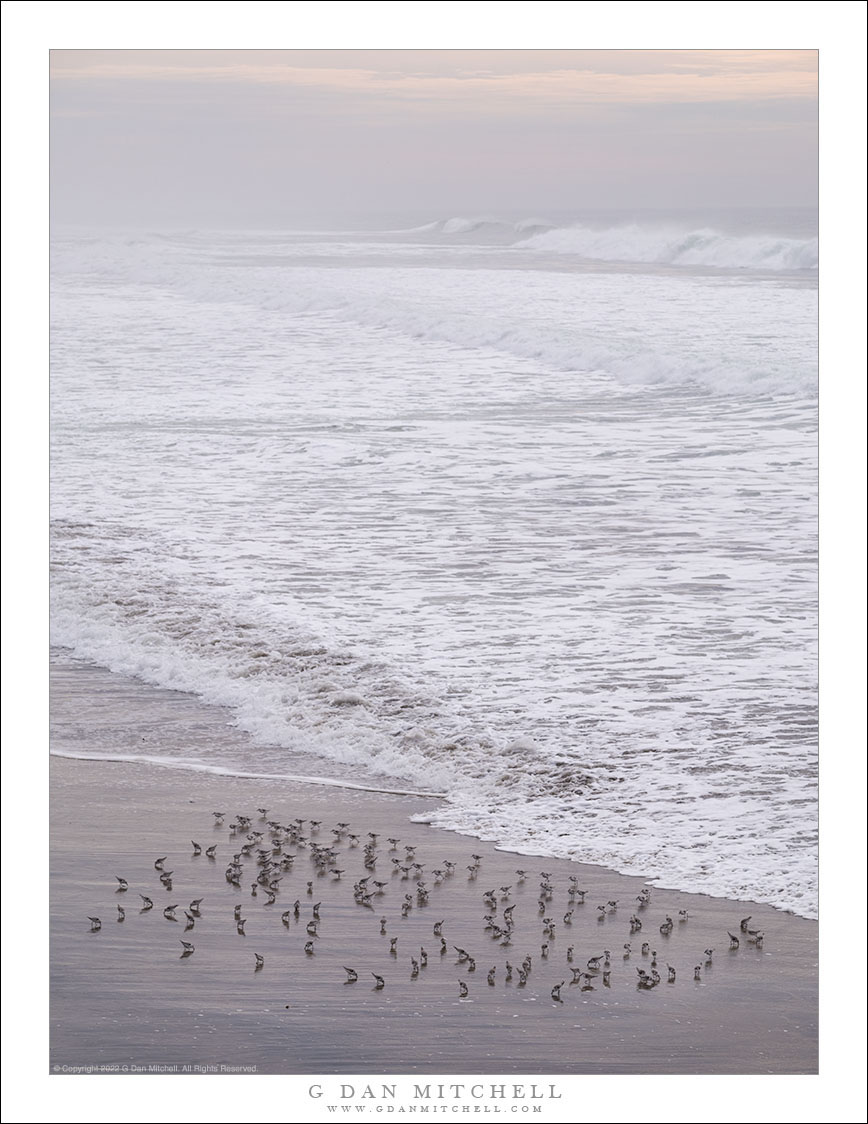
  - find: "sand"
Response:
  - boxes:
[47,657,818,1079]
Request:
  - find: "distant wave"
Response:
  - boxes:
[517,223,818,271]
[51,227,818,397]
[437,215,554,237]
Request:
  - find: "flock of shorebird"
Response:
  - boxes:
[87,807,765,1003]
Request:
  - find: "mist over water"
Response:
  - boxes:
[50,210,818,917]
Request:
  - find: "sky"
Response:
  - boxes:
[49,48,819,226]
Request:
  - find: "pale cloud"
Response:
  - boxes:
[50,49,817,111]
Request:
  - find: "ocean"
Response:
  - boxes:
[49,209,818,918]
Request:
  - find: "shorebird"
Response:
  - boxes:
[117,906,125,922]
[163,905,178,921]
[740,916,752,932]
[212,812,225,823]
[728,931,740,949]
[88,916,101,931]
[205,846,217,859]
[372,973,385,990]
[343,967,358,983]
[190,899,204,913]
[115,877,128,892]
[184,912,195,928]
[139,895,153,911]
[667,964,677,982]
[566,946,574,963]
[180,940,195,957]
[390,938,398,955]
[304,941,315,955]
[154,857,167,871]
[254,953,264,971]
[505,962,513,981]
[487,967,496,985]
[694,965,702,980]
[551,981,564,1002]
[191,841,202,856]
[380,918,388,934]
[459,981,469,997]
[237,919,247,935]
[704,949,714,963]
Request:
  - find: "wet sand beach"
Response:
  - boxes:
[49,657,818,1077]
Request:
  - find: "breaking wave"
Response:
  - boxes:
[517,223,817,271]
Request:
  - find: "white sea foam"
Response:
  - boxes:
[49,219,818,918]
[51,229,817,396]
[518,223,818,271]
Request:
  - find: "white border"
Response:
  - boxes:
[3,4,865,1122]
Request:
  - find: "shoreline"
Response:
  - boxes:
[49,655,817,1076]
[49,651,816,921]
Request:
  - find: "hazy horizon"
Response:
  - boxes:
[50,49,818,227]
